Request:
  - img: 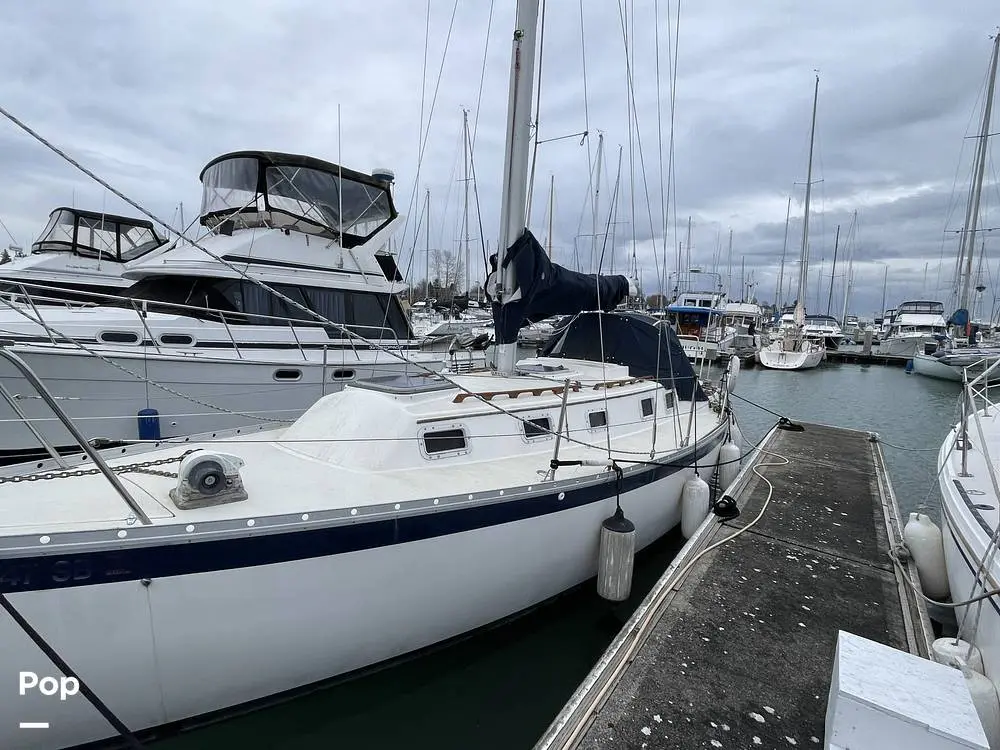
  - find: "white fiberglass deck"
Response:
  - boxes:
[0,359,720,537]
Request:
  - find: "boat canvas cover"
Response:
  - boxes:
[540,311,707,402]
[489,229,630,345]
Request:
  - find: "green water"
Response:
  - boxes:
[146,363,962,750]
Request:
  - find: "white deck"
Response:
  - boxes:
[0,358,722,537]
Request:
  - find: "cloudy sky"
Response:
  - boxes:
[0,1,997,319]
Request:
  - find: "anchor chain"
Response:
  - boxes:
[0,449,198,484]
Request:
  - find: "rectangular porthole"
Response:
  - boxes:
[523,416,552,441]
[641,397,654,418]
[273,369,302,381]
[588,411,608,429]
[332,369,355,380]
[664,391,675,410]
[423,428,468,456]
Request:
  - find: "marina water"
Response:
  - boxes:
[151,361,961,750]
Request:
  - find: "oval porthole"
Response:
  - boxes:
[273,369,302,381]
[99,330,140,344]
[159,333,194,346]
[332,369,356,380]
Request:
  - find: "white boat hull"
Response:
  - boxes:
[911,352,1000,383]
[939,425,1000,693]
[677,336,719,363]
[879,336,937,358]
[0,345,465,454]
[0,429,724,749]
[911,353,964,382]
[755,345,824,370]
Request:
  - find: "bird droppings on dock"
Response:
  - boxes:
[537,422,933,750]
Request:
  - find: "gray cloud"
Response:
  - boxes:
[0,1,996,322]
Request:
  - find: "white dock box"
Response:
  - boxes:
[826,631,989,749]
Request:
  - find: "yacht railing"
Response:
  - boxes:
[960,358,1000,477]
[0,279,413,359]
[0,340,152,525]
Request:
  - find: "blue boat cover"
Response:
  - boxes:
[539,311,707,402]
[488,229,630,345]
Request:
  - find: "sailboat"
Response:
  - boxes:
[756,75,826,371]
[0,3,732,747]
[913,33,1000,383]
[934,37,1000,726]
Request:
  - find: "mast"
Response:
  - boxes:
[727,229,733,298]
[546,173,555,257]
[796,74,820,321]
[684,216,692,283]
[739,248,744,301]
[826,224,840,315]
[462,108,471,295]
[959,33,1000,314]
[424,188,431,301]
[590,133,605,274]
[775,196,791,307]
[840,210,857,325]
[495,0,540,376]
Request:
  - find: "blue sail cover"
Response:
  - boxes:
[540,311,707,402]
[488,229,630,345]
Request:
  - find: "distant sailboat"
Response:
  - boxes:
[757,74,826,371]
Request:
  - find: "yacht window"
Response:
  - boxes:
[588,411,608,429]
[423,428,468,455]
[273,369,302,381]
[302,287,410,340]
[116,276,411,338]
[664,391,675,410]
[159,333,194,346]
[641,397,654,418]
[523,417,552,440]
[99,331,140,344]
[332,369,355,380]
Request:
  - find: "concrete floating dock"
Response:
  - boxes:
[536,421,934,749]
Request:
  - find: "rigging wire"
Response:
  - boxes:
[524,0,547,226]
[397,0,462,279]
[0,101,733,464]
[470,0,497,151]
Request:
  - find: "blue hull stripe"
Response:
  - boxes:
[0,430,725,593]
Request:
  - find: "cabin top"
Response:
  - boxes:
[31,207,167,262]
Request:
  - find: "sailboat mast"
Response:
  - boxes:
[826,224,840,315]
[462,108,471,295]
[959,33,1000,313]
[424,188,431,301]
[840,210,857,324]
[684,216,692,282]
[727,229,733,298]
[590,133,605,274]
[546,174,555,257]
[495,0,540,376]
[797,75,820,310]
[776,196,791,306]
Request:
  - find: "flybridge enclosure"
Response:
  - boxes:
[804,314,840,324]
[31,208,167,262]
[897,301,945,315]
[199,151,396,247]
[540,311,707,402]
